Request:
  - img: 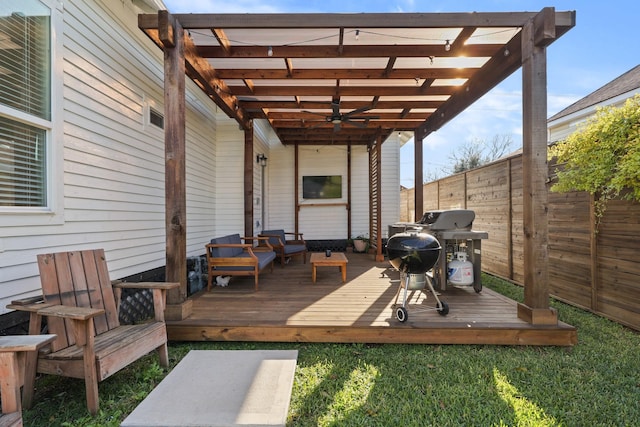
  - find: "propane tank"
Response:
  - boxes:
[448,251,474,286]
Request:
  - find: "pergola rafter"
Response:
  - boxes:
[139,9,574,146]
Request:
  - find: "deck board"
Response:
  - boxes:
[168,253,577,346]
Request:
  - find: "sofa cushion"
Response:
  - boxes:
[210,234,243,258]
[255,251,277,269]
[261,229,286,246]
[283,244,307,255]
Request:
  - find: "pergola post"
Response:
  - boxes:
[517,10,558,325]
[414,134,424,222]
[347,145,352,241]
[294,144,299,234]
[244,124,254,237]
[160,11,191,320]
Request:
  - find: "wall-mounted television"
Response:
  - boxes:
[302,175,342,199]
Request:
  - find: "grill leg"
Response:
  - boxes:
[402,273,410,308]
[425,274,442,307]
[392,273,403,306]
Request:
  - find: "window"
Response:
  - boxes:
[0,116,46,206]
[0,1,51,207]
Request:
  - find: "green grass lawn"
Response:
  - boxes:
[23,275,640,426]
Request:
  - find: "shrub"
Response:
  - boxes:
[549,94,640,223]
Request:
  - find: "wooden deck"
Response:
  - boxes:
[167,253,577,346]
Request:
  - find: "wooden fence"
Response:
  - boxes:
[400,153,640,331]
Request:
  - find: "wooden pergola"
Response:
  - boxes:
[138,9,575,324]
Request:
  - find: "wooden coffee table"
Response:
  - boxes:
[310,252,348,283]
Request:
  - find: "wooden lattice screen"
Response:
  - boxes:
[369,138,384,261]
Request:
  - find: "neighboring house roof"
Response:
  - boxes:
[548,64,640,122]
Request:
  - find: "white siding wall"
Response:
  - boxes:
[252,120,274,236]
[265,137,296,230]
[185,101,218,256]
[214,113,244,237]
[298,145,350,240]
[0,0,220,313]
[210,118,277,240]
[381,135,401,238]
[349,146,370,239]
[265,137,401,241]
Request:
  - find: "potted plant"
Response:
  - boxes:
[352,235,369,253]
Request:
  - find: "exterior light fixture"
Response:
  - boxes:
[444,40,451,51]
[256,153,268,166]
[267,46,273,57]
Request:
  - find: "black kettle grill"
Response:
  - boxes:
[387,231,441,274]
[387,231,449,322]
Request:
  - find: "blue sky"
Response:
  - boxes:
[162,0,640,188]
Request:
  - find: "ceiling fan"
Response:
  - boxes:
[306,101,378,131]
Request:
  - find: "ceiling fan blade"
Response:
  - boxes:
[347,115,379,120]
[342,106,372,118]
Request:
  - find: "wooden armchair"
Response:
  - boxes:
[0,335,56,426]
[7,249,179,415]
[258,229,307,267]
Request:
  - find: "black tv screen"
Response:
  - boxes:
[303,175,342,199]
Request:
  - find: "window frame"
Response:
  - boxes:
[0,0,63,226]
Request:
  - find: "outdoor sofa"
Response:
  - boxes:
[205,234,276,291]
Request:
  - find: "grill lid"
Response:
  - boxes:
[387,232,441,274]
[419,209,475,230]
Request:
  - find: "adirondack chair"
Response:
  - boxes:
[0,335,56,427]
[7,249,179,415]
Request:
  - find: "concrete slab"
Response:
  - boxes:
[121,350,298,427]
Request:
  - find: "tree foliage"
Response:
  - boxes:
[422,134,514,183]
[549,94,640,221]
[449,134,514,174]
